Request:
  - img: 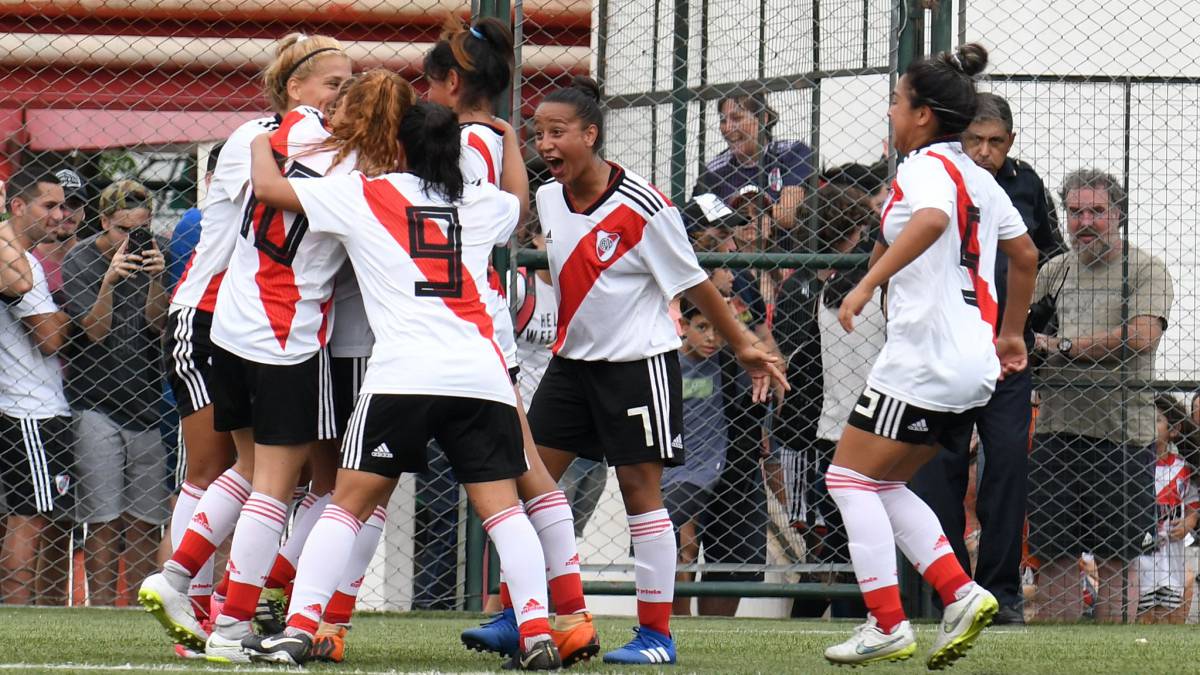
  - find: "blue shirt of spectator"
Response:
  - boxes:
[167,206,202,293]
[663,309,728,491]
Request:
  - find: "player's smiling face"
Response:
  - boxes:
[533,102,597,183]
[289,54,352,114]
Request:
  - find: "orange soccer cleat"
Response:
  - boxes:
[308,621,348,663]
[550,612,600,667]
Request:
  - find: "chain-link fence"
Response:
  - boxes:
[1,0,1198,630]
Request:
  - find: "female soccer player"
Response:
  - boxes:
[422,18,598,664]
[139,33,351,655]
[526,76,786,665]
[239,99,562,671]
[822,44,1037,668]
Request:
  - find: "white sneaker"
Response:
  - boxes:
[138,572,208,651]
[205,617,253,664]
[824,617,916,665]
[927,583,998,670]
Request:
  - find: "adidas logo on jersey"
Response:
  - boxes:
[906,419,929,432]
[670,434,683,450]
[370,444,393,459]
[192,512,212,532]
[522,598,545,614]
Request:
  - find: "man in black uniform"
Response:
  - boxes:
[910,92,1066,624]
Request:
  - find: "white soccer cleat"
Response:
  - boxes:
[204,616,253,664]
[927,583,998,670]
[824,617,916,666]
[138,572,208,651]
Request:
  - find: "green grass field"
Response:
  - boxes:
[0,607,1193,674]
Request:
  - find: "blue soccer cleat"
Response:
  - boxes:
[602,626,677,665]
[461,607,520,657]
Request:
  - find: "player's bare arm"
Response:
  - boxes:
[249,133,304,213]
[839,207,948,333]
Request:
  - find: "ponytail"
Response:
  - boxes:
[399,102,464,202]
[423,15,515,110]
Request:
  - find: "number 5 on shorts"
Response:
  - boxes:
[855,387,880,418]
[627,405,653,447]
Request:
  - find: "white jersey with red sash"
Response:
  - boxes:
[211,105,350,365]
[869,140,1027,412]
[536,163,706,362]
[291,172,519,404]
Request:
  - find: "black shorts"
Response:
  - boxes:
[0,414,73,516]
[1028,433,1155,560]
[846,386,978,446]
[331,356,369,438]
[527,353,684,467]
[209,346,336,445]
[164,307,215,418]
[339,393,525,484]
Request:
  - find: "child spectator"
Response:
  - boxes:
[662,298,728,616]
[1135,396,1199,624]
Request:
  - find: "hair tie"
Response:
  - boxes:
[949,53,963,71]
[469,26,485,40]
[296,33,309,43]
[281,47,340,85]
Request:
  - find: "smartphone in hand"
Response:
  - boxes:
[126,227,154,257]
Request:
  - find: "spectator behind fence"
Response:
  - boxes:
[0,168,73,606]
[1027,169,1173,622]
[911,92,1068,624]
[661,298,728,616]
[774,180,880,619]
[63,179,170,606]
[693,92,813,231]
[1135,396,1198,624]
[32,167,88,300]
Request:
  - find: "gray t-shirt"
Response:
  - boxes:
[1035,245,1173,445]
[61,233,163,430]
[662,351,728,491]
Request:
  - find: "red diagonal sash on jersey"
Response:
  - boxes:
[927,152,998,335]
[358,175,505,368]
[255,111,305,350]
[879,179,903,230]
[552,203,648,354]
[466,132,497,186]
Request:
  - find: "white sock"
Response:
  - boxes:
[171,481,205,550]
[227,492,289,588]
[279,492,332,567]
[526,490,586,614]
[483,505,551,637]
[334,506,386,598]
[628,508,676,632]
[162,469,250,589]
[825,466,899,592]
[286,504,362,630]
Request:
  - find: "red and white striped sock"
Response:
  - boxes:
[484,505,551,649]
[267,492,331,590]
[220,492,289,623]
[163,469,250,589]
[285,503,362,635]
[877,483,974,606]
[628,509,675,637]
[323,505,386,625]
[826,465,906,633]
[168,481,215,613]
[526,490,587,615]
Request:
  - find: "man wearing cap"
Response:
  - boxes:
[33,168,88,299]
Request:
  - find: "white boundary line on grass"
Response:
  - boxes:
[0,665,494,674]
[677,627,1031,635]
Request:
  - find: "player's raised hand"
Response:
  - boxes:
[995,335,1027,380]
[735,343,789,403]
